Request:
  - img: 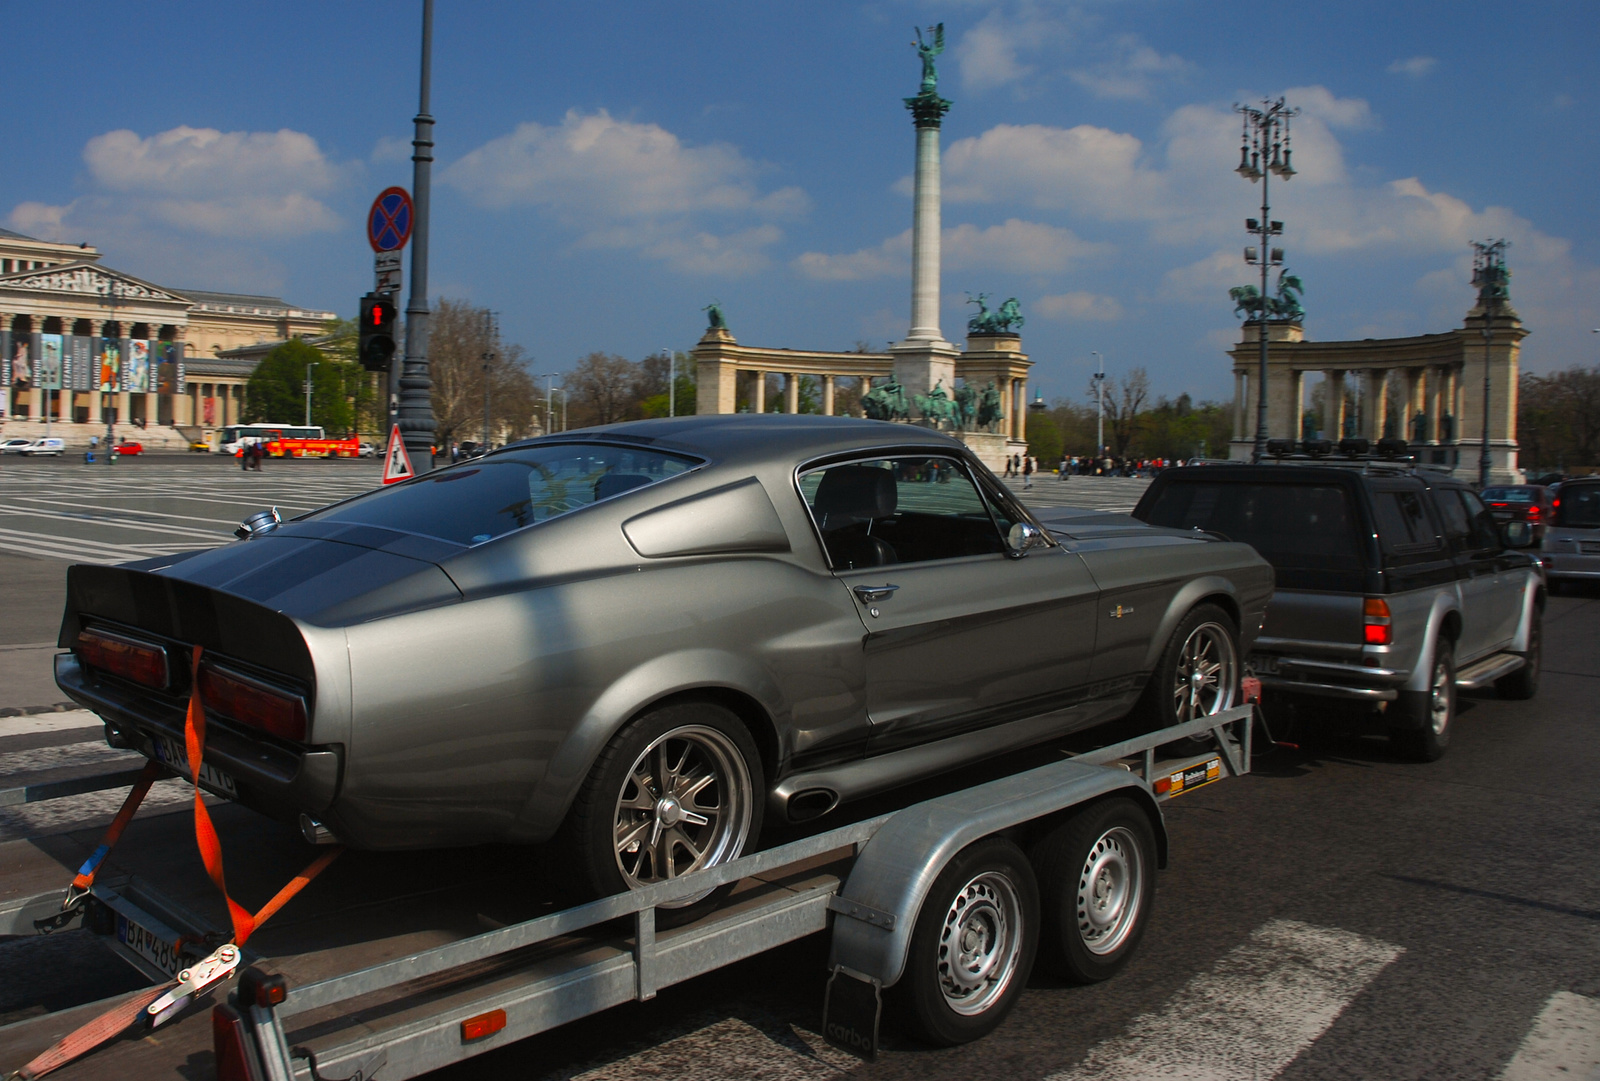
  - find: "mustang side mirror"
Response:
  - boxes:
[235,507,282,540]
[1500,520,1534,549]
[1007,521,1047,557]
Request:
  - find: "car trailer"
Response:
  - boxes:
[1,705,1253,1080]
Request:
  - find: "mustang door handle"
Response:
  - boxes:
[852,584,900,603]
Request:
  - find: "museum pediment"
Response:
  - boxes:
[0,261,191,305]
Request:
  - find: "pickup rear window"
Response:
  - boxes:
[1139,481,1366,588]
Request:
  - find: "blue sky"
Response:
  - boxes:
[4,1,1595,404]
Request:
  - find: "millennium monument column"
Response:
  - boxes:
[889,24,960,413]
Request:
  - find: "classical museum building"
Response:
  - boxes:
[1,228,335,432]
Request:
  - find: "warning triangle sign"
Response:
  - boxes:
[381,424,415,484]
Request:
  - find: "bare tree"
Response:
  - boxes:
[1520,365,1600,471]
[1096,366,1150,457]
[428,298,539,448]
[565,352,640,428]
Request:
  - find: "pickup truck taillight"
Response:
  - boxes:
[77,627,170,690]
[198,665,307,742]
[1363,598,1392,646]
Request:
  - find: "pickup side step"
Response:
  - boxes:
[1454,652,1525,691]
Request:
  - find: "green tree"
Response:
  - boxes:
[243,338,354,433]
[1026,413,1063,464]
[319,318,382,436]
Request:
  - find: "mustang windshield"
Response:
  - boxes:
[308,443,699,545]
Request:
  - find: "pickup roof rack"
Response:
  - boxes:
[2,706,1255,1080]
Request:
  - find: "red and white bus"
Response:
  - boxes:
[221,424,360,459]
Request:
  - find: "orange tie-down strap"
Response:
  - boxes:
[10,648,344,1081]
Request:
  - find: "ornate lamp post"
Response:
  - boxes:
[1090,351,1106,457]
[536,372,559,435]
[1234,97,1298,463]
[398,0,437,469]
[303,361,317,427]
[1471,239,1509,487]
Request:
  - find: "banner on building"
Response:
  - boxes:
[99,339,120,392]
[128,340,150,392]
[38,334,63,390]
[203,396,217,426]
[175,345,185,393]
[71,337,92,390]
[12,338,31,389]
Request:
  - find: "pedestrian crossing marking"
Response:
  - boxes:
[1046,919,1403,1081]
[1499,991,1600,1081]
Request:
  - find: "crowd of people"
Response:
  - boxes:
[1000,452,1185,486]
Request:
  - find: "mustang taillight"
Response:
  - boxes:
[1363,597,1392,646]
[77,627,169,689]
[1528,505,1541,518]
[198,665,307,742]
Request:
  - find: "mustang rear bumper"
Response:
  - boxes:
[54,653,342,820]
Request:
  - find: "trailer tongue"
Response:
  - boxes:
[1,707,1252,1080]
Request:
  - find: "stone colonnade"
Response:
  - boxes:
[691,327,1032,442]
[1228,307,1527,482]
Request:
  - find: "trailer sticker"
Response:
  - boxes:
[1166,758,1222,797]
[116,912,184,978]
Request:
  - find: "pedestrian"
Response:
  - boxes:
[1059,455,1069,480]
[1022,455,1033,489]
[240,441,250,471]
[252,441,264,471]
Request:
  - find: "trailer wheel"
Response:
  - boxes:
[1390,644,1454,761]
[563,702,762,924]
[891,837,1038,1046]
[1031,797,1155,984]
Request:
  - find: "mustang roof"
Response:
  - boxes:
[512,414,967,466]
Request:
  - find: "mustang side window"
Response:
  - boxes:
[800,457,1006,570]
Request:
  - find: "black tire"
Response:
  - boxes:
[1134,603,1240,752]
[1390,643,1455,762]
[1496,606,1542,700]
[889,837,1039,1047]
[561,701,763,924]
[1030,797,1156,984]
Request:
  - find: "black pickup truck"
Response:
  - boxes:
[1132,460,1544,760]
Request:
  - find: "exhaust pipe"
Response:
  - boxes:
[299,813,339,845]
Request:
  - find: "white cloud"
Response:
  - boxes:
[7,125,343,244]
[371,135,412,163]
[1284,85,1377,131]
[794,219,1103,281]
[1070,36,1193,101]
[1035,291,1124,321]
[956,11,1036,91]
[941,123,1168,218]
[445,109,807,274]
[1387,56,1438,78]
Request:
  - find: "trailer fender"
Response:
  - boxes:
[827,759,1161,990]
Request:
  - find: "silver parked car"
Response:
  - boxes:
[1543,477,1600,592]
[56,416,1272,905]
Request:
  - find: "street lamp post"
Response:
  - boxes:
[304,362,318,427]
[397,0,437,470]
[665,348,675,418]
[1234,97,1298,463]
[481,311,496,449]
[536,373,559,435]
[1090,351,1106,459]
[1471,239,1509,487]
[100,277,120,467]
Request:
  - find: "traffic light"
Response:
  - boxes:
[359,292,397,373]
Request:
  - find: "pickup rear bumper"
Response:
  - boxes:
[1252,654,1408,702]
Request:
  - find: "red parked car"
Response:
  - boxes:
[114,441,143,456]
[1481,484,1554,543]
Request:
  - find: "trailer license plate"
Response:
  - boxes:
[152,734,238,798]
[1166,758,1222,797]
[116,912,183,978]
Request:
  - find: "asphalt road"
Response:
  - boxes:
[3,456,1595,1079]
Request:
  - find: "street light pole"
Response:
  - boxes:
[1472,239,1509,487]
[536,373,559,435]
[1234,97,1298,463]
[398,0,437,470]
[481,310,496,449]
[665,348,675,418]
[1090,351,1105,458]
[304,362,318,427]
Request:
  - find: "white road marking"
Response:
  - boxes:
[0,709,104,735]
[1046,919,1403,1081]
[1499,991,1600,1081]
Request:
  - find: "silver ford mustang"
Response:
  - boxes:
[56,416,1271,904]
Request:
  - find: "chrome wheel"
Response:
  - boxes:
[936,871,1025,1016]
[1076,826,1144,956]
[1171,621,1238,722]
[1428,658,1451,736]
[612,725,753,900]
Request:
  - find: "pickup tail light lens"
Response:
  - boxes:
[1528,505,1541,518]
[198,665,307,742]
[77,628,169,690]
[1363,597,1392,646]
